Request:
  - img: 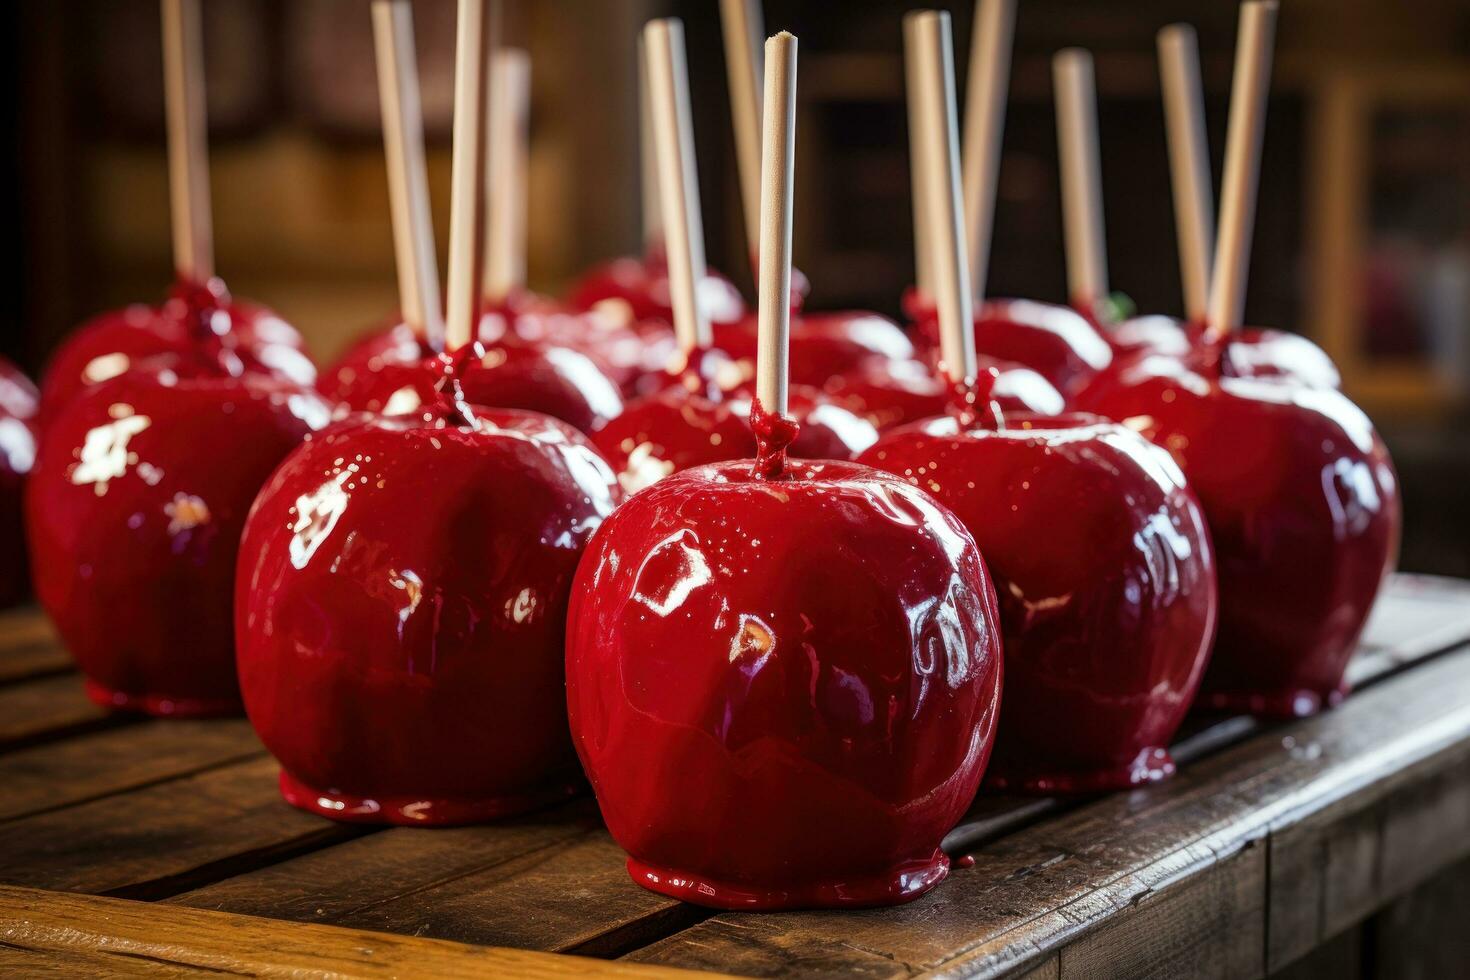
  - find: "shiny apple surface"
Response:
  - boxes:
[861,412,1217,791]
[39,280,315,427]
[566,456,1004,909]
[1094,319,1342,391]
[566,254,747,328]
[823,356,1064,431]
[0,357,39,607]
[237,405,621,825]
[1074,353,1398,717]
[27,363,331,715]
[714,311,915,388]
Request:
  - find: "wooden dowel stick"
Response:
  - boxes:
[1206,1,1278,339]
[485,48,530,304]
[904,24,935,300]
[1159,23,1214,324]
[444,0,498,352]
[1053,48,1108,310]
[372,0,443,349]
[755,32,797,417]
[161,0,214,283]
[907,11,976,384]
[960,0,1015,305]
[637,33,663,254]
[644,20,712,353]
[719,0,765,261]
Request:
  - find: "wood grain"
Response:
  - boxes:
[626,646,1470,979]
[0,885,716,978]
[0,610,69,685]
[0,674,124,753]
[0,756,358,898]
[0,719,262,822]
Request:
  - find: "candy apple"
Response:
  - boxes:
[0,357,39,607]
[26,358,331,715]
[1074,351,1398,716]
[714,310,915,389]
[566,252,747,329]
[861,409,1217,790]
[823,354,1063,431]
[566,450,1003,907]
[39,279,315,427]
[236,398,621,824]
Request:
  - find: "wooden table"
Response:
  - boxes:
[2,574,1469,979]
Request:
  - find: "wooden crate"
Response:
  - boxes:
[2,574,1469,978]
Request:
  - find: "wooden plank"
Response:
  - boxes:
[0,673,123,752]
[1367,856,1470,980]
[1266,927,1362,980]
[0,609,70,685]
[0,943,217,977]
[172,798,706,958]
[0,719,263,823]
[623,646,1470,979]
[1352,574,1470,663]
[0,756,359,899]
[0,885,716,978]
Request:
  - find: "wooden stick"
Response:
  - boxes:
[485,48,530,304]
[643,20,712,353]
[755,32,797,417]
[443,0,497,352]
[161,0,214,283]
[904,21,934,301]
[372,0,444,349]
[907,11,976,383]
[960,0,1015,304]
[1052,48,1108,310]
[1206,1,1278,339]
[1158,23,1214,324]
[637,33,663,255]
[719,0,765,261]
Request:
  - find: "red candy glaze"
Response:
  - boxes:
[823,355,1064,431]
[714,311,915,388]
[1074,350,1399,717]
[237,405,621,825]
[26,361,331,715]
[566,253,747,328]
[1095,317,1342,390]
[913,298,1114,398]
[566,454,1004,909]
[860,412,1217,791]
[39,279,316,427]
[0,358,39,608]
[322,319,624,435]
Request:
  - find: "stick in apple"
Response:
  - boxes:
[755,30,796,417]
[1206,1,1277,340]
[644,20,713,354]
[638,33,663,257]
[444,0,498,351]
[904,17,935,303]
[485,48,531,305]
[161,0,214,284]
[1158,24,1214,325]
[372,0,444,350]
[719,0,765,264]
[906,11,976,384]
[1052,48,1108,313]
[960,0,1015,305]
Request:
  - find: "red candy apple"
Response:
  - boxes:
[823,354,1063,431]
[236,398,621,824]
[0,357,39,607]
[714,310,915,389]
[1074,352,1398,716]
[39,279,315,427]
[567,251,746,329]
[26,359,331,715]
[861,410,1217,790]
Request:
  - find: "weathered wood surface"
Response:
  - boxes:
[0,610,68,685]
[0,574,1467,979]
[0,885,714,978]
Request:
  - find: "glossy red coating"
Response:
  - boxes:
[566,455,1004,909]
[39,279,316,427]
[1074,351,1399,717]
[566,253,747,328]
[1095,316,1342,390]
[321,318,624,435]
[860,412,1217,791]
[236,405,621,825]
[823,355,1065,431]
[0,357,39,607]
[714,311,915,388]
[26,361,331,716]
[591,354,877,494]
[912,298,1114,398]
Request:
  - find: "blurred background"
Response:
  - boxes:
[2,0,1468,574]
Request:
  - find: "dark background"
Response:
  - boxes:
[3,0,1468,574]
